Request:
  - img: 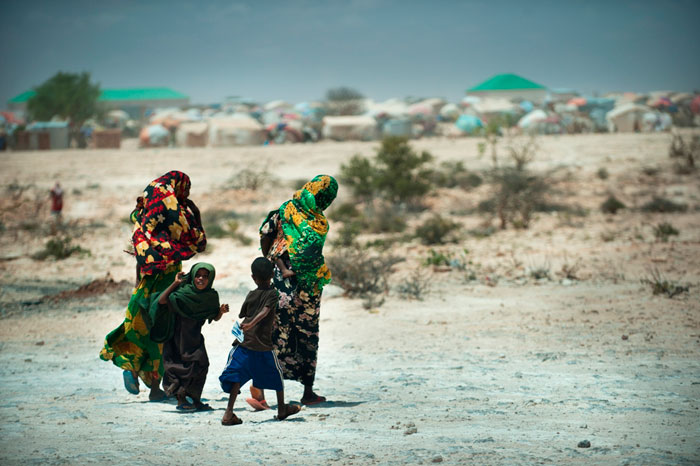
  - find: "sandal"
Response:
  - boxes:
[122,371,139,395]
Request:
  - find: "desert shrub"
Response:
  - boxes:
[654,222,679,242]
[326,250,403,309]
[339,136,434,205]
[395,270,432,300]
[468,225,496,238]
[641,196,687,213]
[431,161,483,189]
[415,214,460,245]
[601,195,626,214]
[324,86,365,116]
[327,201,361,222]
[339,155,375,201]
[482,168,549,229]
[668,133,697,174]
[558,255,582,280]
[600,230,617,242]
[596,167,609,180]
[641,166,660,177]
[423,249,451,267]
[528,259,551,280]
[226,166,275,190]
[640,268,689,298]
[33,236,89,260]
[366,204,407,234]
[201,210,252,245]
[332,221,363,247]
[506,134,539,171]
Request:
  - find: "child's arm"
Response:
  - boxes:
[276,257,295,278]
[158,271,185,305]
[240,305,271,331]
[212,303,229,322]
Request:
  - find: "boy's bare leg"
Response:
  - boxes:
[250,386,265,402]
[222,383,242,425]
[275,390,301,421]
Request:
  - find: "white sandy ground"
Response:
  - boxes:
[1,132,699,464]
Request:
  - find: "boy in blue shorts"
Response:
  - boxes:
[219,257,301,425]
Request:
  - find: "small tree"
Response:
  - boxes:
[324,86,365,115]
[27,72,101,148]
[339,136,434,205]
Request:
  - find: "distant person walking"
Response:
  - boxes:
[100,170,207,401]
[247,175,338,409]
[49,182,63,216]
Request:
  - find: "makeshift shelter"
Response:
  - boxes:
[466,74,548,104]
[176,122,209,147]
[455,114,483,134]
[322,115,378,141]
[517,109,548,129]
[382,118,413,137]
[139,124,169,147]
[365,98,409,118]
[471,98,518,118]
[208,115,265,146]
[25,121,70,150]
[93,129,122,149]
[606,104,650,132]
[438,103,460,121]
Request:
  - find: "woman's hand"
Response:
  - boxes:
[185,198,200,214]
[240,321,252,331]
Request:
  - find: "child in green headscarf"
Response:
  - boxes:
[148,262,229,411]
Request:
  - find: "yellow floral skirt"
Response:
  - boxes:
[99,264,180,388]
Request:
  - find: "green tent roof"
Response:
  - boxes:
[467,74,546,92]
[9,87,188,103]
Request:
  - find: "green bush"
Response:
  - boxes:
[226,167,275,190]
[339,136,434,205]
[654,222,679,242]
[33,236,89,260]
[482,168,549,229]
[596,167,609,180]
[327,201,361,222]
[641,197,687,213]
[415,214,460,245]
[431,161,483,189]
[601,195,626,214]
[326,250,403,309]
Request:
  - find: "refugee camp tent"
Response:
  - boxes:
[439,103,460,121]
[382,118,413,137]
[322,115,378,141]
[26,121,70,149]
[139,124,169,147]
[517,109,548,129]
[606,104,650,132]
[472,98,518,118]
[365,99,409,118]
[466,74,548,104]
[176,122,209,147]
[455,114,483,134]
[209,115,266,146]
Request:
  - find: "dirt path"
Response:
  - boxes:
[1,133,699,463]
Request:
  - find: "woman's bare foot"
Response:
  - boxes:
[222,411,242,426]
[300,393,326,405]
[275,404,301,421]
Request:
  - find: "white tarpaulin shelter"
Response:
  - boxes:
[208,115,265,146]
[322,115,378,141]
[472,98,517,116]
[176,122,209,147]
[606,104,650,132]
[518,109,548,129]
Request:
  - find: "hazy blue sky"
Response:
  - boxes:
[2,0,699,106]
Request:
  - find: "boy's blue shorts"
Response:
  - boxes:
[219,345,284,393]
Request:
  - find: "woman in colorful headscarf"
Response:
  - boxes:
[100,170,207,401]
[247,174,338,408]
